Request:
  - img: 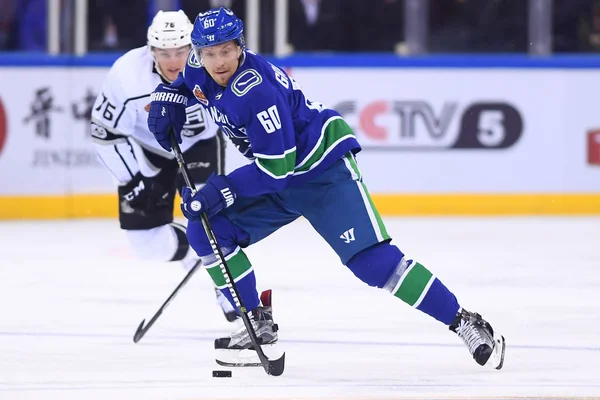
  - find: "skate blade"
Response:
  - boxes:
[215,344,282,367]
[488,332,506,370]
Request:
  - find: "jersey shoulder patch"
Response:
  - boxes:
[90,119,127,142]
[231,68,262,97]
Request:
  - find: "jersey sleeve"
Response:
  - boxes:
[93,138,140,184]
[90,66,141,143]
[226,84,296,197]
[90,66,141,184]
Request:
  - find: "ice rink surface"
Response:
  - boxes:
[0,216,599,400]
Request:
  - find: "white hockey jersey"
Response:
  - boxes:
[91,46,219,184]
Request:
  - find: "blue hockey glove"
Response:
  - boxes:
[181,175,237,220]
[147,76,189,151]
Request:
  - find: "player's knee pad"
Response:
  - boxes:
[345,242,405,288]
[125,222,189,262]
[186,215,250,260]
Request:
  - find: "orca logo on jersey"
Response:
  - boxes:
[232,69,262,97]
[193,85,209,106]
[0,97,7,157]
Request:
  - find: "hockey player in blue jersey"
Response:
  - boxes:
[147,7,506,370]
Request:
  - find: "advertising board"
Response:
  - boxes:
[0,61,598,217]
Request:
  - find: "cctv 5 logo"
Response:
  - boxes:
[335,100,523,150]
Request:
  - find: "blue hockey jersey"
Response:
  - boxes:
[180,50,361,198]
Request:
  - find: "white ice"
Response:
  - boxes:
[0,217,599,400]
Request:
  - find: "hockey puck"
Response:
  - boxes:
[212,370,232,378]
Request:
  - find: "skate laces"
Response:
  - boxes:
[229,307,274,342]
[456,317,486,355]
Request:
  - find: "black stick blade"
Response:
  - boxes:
[133,319,147,343]
[267,352,285,376]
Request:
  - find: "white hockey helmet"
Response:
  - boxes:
[147,10,193,49]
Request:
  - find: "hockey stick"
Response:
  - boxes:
[133,258,203,343]
[169,132,285,377]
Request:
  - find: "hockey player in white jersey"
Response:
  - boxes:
[90,10,236,321]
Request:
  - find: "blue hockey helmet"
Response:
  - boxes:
[191,7,245,50]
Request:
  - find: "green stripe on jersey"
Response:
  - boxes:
[344,153,362,181]
[295,117,356,174]
[360,181,390,241]
[342,151,389,242]
[205,248,253,289]
[255,148,296,179]
[392,262,434,306]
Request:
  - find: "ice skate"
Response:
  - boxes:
[214,289,280,367]
[450,308,506,369]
